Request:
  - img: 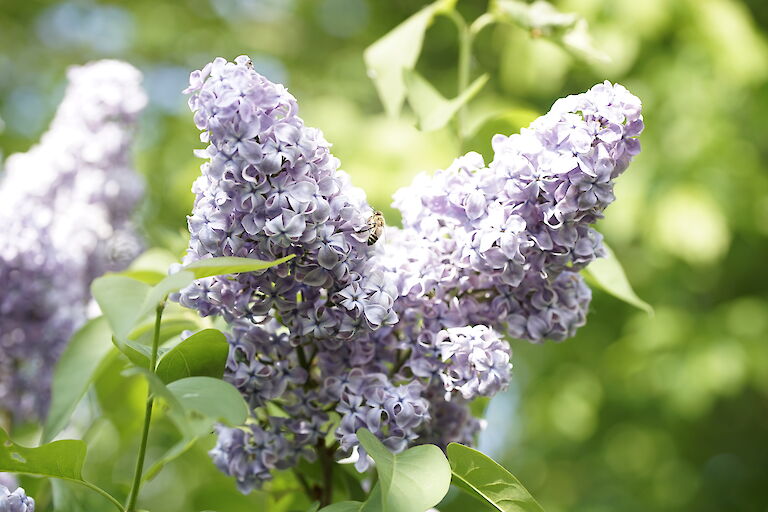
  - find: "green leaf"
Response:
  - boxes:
[0,428,124,512]
[493,0,608,63]
[166,376,249,426]
[183,254,296,279]
[155,329,229,384]
[43,317,114,443]
[319,503,364,512]
[91,275,150,341]
[0,428,85,480]
[141,271,195,316]
[583,243,653,314]
[404,70,489,131]
[446,443,544,512]
[494,0,578,32]
[142,437,198,482]
[94,256,293,346]
[356,429,451,512]
[363,0,457,117]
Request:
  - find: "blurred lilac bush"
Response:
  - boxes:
[175,57,643,492]
[0,60,146,423]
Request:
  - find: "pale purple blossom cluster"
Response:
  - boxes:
[390,81,642,343]
[178,59,642,491]
[0,485,35,512]
[0,60,146,422]
[177,56,397,342]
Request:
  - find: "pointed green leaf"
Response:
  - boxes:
[493,0,608,63]
[447,443,544,512]
[183,254,296,279]
[167,376,248,426]
[404,70,489,131]
[155,329,229,384]
[0,428,85,480]
[43,317,115,443]
[364,0,457,117]
[142,436,198,482]
[0,428,123,512]
[356,428,451,512]
[493,0,578,32]
[583,243,653,314]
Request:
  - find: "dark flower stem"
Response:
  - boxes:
[125,301,165,512]
[317,441,335,507]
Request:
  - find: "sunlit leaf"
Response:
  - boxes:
[494,0,577,32]
[583,243,653,314]
[493,0,608,63]
[447,443,544,512]
[167,377,248,425]
[183,254,296,279]
[404,70,489,131]
[356,428,451,512]
[0,428,123,511]
[155,329,229,384]
[43,317,115,443]
[364,0,458,117]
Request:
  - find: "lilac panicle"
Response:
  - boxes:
[0,60,146,423]
[179,66,642,490]
[177,55,397,340]
[179,56,408,486]
[390,81,640,342]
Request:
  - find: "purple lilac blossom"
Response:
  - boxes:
[0,485,35,512]
[179,63,642,490]
[391,81,641,342]
[436,325,511,401]
[180,56,411,486]
[0,60,146,423]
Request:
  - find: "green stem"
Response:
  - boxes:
[81,480,126,512]
[447,10,471,149]
[125,302,165,512]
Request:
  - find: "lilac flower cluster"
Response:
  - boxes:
[177,56,397,341]
[0,60,146,423]
[178,60,641,490]
[437,326,511,400]
[391,81,642,342]
[0,485,34,512]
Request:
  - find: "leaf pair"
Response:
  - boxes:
[319,431,543,512]
[318,428,450,512]
[491,0,608,63]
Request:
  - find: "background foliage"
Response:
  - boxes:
[1,0,767,511]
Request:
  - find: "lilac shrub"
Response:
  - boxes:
[0,60,146,422]
[177,57,642,491]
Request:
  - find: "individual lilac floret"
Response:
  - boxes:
[0,485,35,512]
[177,55,397,346]
[437,325,511,400]
[0,60,146,423]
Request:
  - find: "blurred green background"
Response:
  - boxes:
[1,0,768,511]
